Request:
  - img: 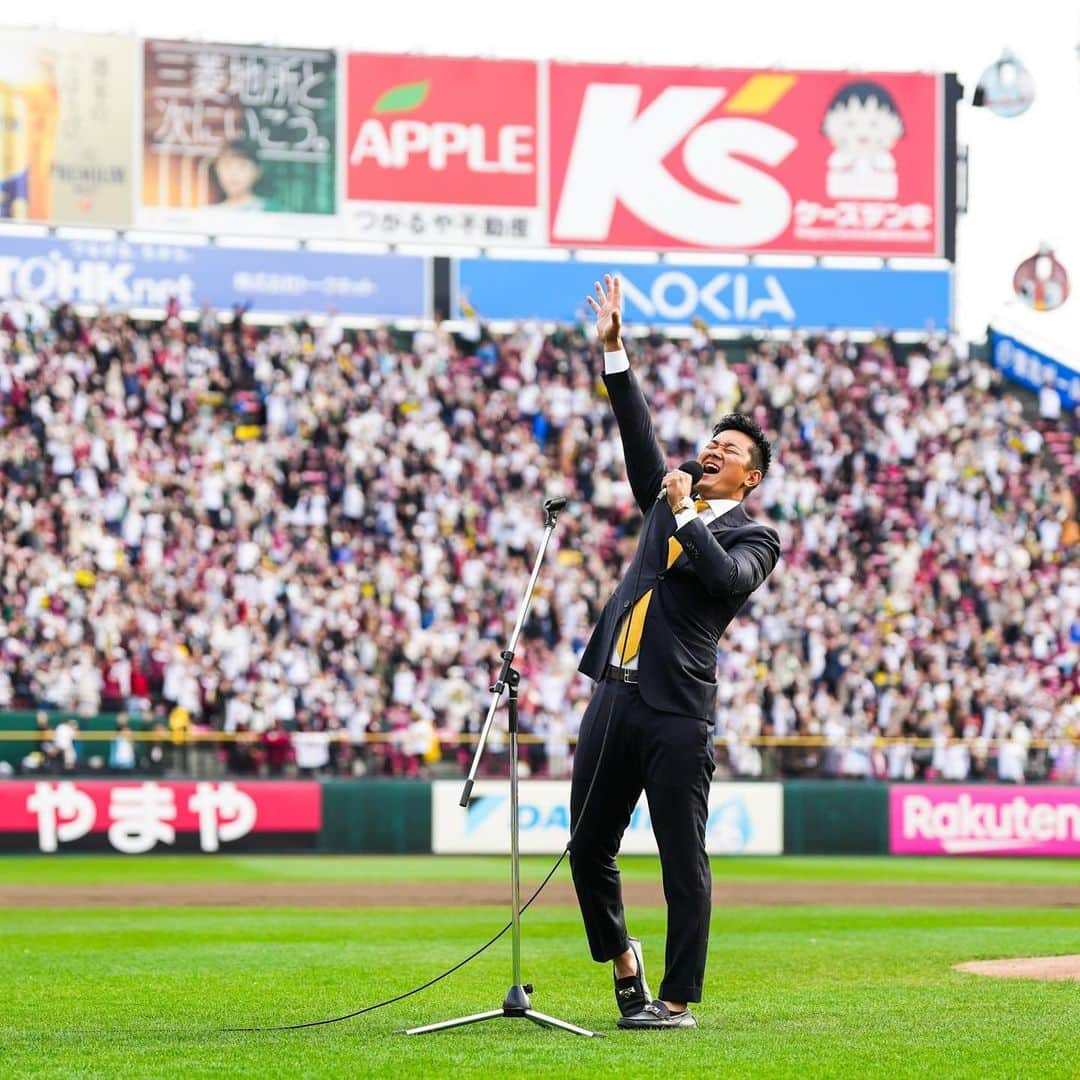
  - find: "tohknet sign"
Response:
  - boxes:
[890,785,1080,856]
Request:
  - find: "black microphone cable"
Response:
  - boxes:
[222,697,618,1033]
[225,464,698,1034]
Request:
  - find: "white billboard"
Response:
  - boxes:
[432,780,782,855]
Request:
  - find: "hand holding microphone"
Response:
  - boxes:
[657,460,704,511]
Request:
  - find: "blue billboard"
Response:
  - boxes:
[0,233,428,318]
[990,329,1080,407]
[456,258,951,332]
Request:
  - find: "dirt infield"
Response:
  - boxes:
[954,956,1080,981]
[1,880,1079,908]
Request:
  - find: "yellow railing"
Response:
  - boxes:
[0,730,1076,750]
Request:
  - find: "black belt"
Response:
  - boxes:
[604,664,639,684]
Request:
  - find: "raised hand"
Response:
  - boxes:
[586,274,623,350]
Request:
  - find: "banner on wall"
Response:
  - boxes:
[990,329,1080,408]
[890,785,1080,856]
[344,53,542,246]
[548,64,946,256]
[140,39,337,234]
[0,780,322,853]
[0,28,135,227]
[0,233,428,317]
[456,258,951,331]
[432,781,783,855]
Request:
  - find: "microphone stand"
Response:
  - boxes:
[400,496,601,1039]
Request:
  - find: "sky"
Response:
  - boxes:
[5,0,1080,352]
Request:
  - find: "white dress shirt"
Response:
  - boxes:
[605,350,740,669]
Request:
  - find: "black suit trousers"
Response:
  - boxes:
[568,678,715,1004]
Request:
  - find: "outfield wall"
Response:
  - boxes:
[0,780,1077,856]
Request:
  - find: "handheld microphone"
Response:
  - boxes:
[657,460,704,501]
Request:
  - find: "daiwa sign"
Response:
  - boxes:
[432,780,783,855]
[455,257,950,332]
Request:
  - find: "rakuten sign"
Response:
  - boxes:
[548,63,944,256]
[890,785,1080,856]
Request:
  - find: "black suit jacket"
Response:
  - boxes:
[578,368,781,720]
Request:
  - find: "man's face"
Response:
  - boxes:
[696,429,761,501]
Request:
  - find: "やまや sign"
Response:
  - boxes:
[0,781,322,853]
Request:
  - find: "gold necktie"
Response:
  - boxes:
[615,500,710,664]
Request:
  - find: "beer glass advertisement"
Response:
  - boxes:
[139,39,337,235]
[0,28,135,227]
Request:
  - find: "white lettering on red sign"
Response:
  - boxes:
[108,783,177,854]
[553,84,796,247]
[26,782,96,853]
[188,782,257,852]
[24,782,260,854]
[349,120,534,174]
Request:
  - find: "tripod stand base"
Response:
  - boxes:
[398,984,603,1038]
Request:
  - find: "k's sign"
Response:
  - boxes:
[549,64,947,256]
[456,258,951,332]
[345,53,543,246]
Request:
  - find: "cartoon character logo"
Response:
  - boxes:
[1013,245,1069,312]
[822,81,904,200]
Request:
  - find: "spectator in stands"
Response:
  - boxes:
[0,304,1075,780]
[52,717,80,771]
[108,714,137,771]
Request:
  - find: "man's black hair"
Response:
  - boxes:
[712,413,772,484]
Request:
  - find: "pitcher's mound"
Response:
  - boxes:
[954,955,1080,981]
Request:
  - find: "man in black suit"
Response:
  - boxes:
[570,274,781,1030]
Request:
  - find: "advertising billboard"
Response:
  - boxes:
[890,785,1080,856]
[345,53,542,245]
[0,233,427,318]
[549,63,947,256]
[0,780,322,853]
[0,28,135,227]
[990,329,1080,408]
[432,781,783,855]
[456,257,951,332]
[140,39,337,235]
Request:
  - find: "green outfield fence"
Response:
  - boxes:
[3,774,1080,855]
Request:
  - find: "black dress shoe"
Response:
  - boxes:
[613,936,651,1018]
[617,1000,698,1030]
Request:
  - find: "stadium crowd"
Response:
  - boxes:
[0,294,1077,783]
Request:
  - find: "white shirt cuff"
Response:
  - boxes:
[603,349,629,374]
[674,505,699,530]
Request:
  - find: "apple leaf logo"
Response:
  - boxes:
[372,80,431,114]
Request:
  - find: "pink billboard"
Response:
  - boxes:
[0,780,322,853]
[890,785,1080,856]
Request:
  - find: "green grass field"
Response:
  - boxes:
[1,856,1078,1079]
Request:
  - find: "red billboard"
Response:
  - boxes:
[345,53,542,246]
[548,63,946,256]
[0,780,321,853]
